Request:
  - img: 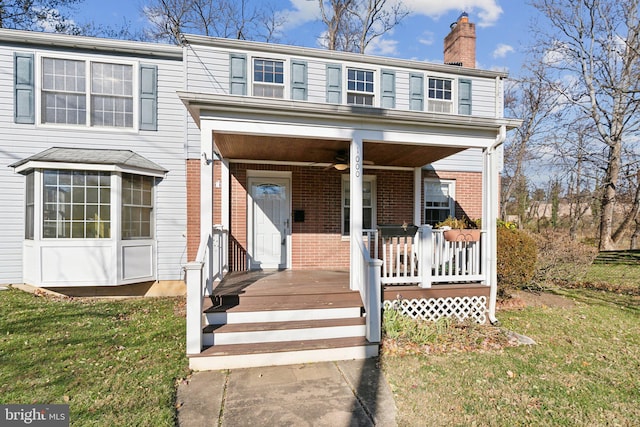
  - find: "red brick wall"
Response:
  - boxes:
[186,159,201,262]
[423,170,483,220]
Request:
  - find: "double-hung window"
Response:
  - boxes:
[342,176,376,234]
[253,58,284,98]
[91,62,134,127]
[122,173,154,239]
[42,58,87,125]
[424,179,455,226]
[427,77,453,113]
[41,57,134,128]
[347,68,374,106]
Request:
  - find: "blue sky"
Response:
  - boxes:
[78,0,534,76]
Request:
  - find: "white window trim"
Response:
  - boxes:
[424,178,455,225]
[35,52,140,132]
[346,67,376,106]
[426,75,455,113]
[341,174,376,237]
[250,56,288,99]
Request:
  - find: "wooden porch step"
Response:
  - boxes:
[204,305,363,325]
[204,316,365,333]
[204,295,363,313]
[202,317,366,346]
[189,336,379,370]
[208,292,362,311]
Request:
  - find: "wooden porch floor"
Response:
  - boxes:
[209,269,489,308]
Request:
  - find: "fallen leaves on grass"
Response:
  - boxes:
[381,316,519,356]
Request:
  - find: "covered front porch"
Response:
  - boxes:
[181,93,517,369]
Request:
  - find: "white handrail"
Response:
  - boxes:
[184,227,229,355]
[356,238,382,343]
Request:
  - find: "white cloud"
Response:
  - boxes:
[277,0,321,30]
[493,43,514,58]
[401,0,503,27]
[418,31,435,46]
[365,37,399,56]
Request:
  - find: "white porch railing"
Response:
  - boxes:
[377,225,485,287]
[184,226,229,354]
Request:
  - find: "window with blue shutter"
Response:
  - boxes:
[458,79,472,115]
[139,64,157,131]
[409,73,424,111]
[326,64,342,104]
[291,60,307,101]
[229,54,247,95]
[381,70,395,109]
[14,53,35,124]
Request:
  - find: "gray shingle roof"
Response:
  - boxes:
[9,147,167,174]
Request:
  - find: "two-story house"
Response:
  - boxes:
[180,15,519,370]
[0,14,520,370]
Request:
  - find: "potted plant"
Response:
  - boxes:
[436,216,481,242]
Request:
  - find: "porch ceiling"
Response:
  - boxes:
[214,133,466,168]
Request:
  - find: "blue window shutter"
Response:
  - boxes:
[326,64,342,104]
[139,64,158,131]
[409,73,424,111]
[381,69,395,109]
[14,53,34,124]
[229,54,247,95]
[458,79,472,115]
[291,60,308,101]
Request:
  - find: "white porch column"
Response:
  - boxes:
[350,135,364,291]
[414,167,422,226]
[483,126,506,324]
[220,158,230,276]
[201,124,214,294]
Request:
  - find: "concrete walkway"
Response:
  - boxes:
[176,358,397,426]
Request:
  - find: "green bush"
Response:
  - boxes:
[497,226,537,297]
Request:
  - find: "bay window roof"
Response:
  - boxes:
[9,147,167,177]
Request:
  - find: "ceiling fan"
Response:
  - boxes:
[323,149,374,171]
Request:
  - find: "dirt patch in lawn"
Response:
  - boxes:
[498,290,576,311]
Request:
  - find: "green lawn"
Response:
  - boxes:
[0,289,189,426]
[381,288,640,426]
[585,263,640,292]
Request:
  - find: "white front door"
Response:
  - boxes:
[248,177,290,270]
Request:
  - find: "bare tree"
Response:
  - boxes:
[143,0,286,44]
[501,63,561,223]
[0,0,83,32]
[531,0,640,250]
[318,0,408,53]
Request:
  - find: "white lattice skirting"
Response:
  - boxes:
[383,296,487,324]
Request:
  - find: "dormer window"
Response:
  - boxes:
[427,77,453,113]
[253,58,284,98]
[347,68,374,106]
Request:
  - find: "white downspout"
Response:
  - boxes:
[486,125,506,324]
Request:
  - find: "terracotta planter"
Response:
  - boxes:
[443,229,480,242]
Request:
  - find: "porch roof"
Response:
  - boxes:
[178,92,521,168]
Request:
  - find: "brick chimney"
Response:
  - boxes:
[444,12,476,68]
